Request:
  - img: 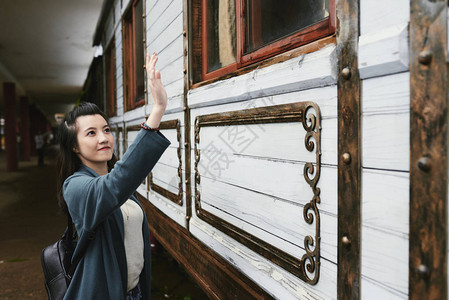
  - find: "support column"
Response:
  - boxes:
[409,1,448,299]
[20,96,31,161]
[3,82,18,171]
[337,0,361,299]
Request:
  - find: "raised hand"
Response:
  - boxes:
[146,52,167,109]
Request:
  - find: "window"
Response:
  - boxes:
[105,39,117,117]
[122,0,145,111]
[194,0,335,82]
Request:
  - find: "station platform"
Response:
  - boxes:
[0,150,207,299]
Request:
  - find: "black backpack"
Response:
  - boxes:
[40,215,88,300]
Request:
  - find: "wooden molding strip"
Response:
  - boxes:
[336,0,361,299]
[409,1,448,299]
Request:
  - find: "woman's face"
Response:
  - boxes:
[74,114,114,171]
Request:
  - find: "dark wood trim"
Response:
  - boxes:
[126,124,141,131]
[194,102,322,285]
[122,11,133,112]
[148,119,183,205]
[202,63,238,81]
[409,1,448,299]
[190,0,202,84]
[105,38,117,117]
[336,0,361,299]
[200,0,207,79]
[183,0,192,228]
[142,0,148,106]
[137,194,274,299]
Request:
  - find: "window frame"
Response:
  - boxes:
[105,38,117,117]
[197,0,336,82]
[122,0,145,111]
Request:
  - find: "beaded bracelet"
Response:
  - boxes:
[141,122,160,132]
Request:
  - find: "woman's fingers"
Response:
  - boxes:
[146,52,158,79]
[145,52,167,107]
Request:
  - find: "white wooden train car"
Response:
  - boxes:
[85,0,449,299]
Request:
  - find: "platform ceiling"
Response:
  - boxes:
[0,0,104,125]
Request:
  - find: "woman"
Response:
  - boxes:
[56,53,170,300]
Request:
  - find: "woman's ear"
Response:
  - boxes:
[72,146,80,154]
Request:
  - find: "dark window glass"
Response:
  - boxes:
[105,39,116,117]
[205,0,237,73]
[134,0,144,102]
[122,0,144,111]
[245,0,329,53]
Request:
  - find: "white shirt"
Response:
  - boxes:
[34,134,44,149]
[120,199,144,291]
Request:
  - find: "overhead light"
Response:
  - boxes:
[54,113,64,125]
[93,44,103,57]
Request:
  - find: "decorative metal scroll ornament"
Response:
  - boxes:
[301,103,321,284]
[194,102,321,285]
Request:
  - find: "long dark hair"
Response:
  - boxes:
[56,102,117,213]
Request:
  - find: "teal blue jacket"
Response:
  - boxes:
[62,129,170,300]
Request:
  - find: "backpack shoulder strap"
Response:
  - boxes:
[67,214,94,278]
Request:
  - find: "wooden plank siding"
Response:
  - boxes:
[360,73,410,300]
[357,0,414,299]
[189,66,339,298]
[92,0,449,299]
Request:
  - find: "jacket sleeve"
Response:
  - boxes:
[63,129,170,232]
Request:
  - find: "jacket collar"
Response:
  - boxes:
[78,164,101,177]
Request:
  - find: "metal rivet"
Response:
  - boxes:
[342,68,351,80]
[417,156,431,172]
[418,50,432,65]
[184,142,188,147]
[183,30,187,37]
[185,180,189,184]
[142,14,145,18]
[183,106,187,111]
[142,39,146,43]
[342,236,351,247]
[183,69,187,74]
[417,264,430,278]
[342,153,351,165]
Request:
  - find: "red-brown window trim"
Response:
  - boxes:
[122,0,145,112]
[105,38,117,117]
[193,0,336,83]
